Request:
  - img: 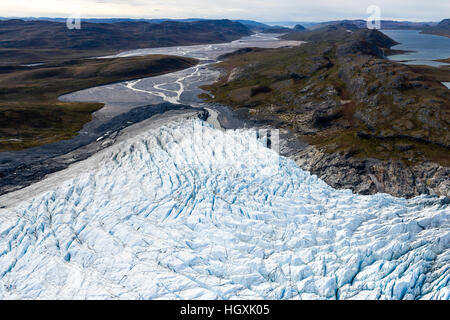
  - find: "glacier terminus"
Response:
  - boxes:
[0,116,448,300]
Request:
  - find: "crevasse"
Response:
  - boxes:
[0,119,448,299]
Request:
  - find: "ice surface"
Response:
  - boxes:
[0,119,448,300]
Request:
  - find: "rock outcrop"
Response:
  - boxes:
[294,145,450,198]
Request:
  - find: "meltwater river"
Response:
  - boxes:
[60,33,301,128]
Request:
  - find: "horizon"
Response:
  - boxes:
[0,0,448,23]
[0,16,444,24]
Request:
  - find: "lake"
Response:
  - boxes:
[382,29,450,67]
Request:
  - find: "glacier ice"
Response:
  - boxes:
[0,118,448,300]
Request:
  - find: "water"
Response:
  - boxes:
[382,30,450,67]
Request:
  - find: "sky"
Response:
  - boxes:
[0,0,448,22]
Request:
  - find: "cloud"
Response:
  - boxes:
[0,0,448,22]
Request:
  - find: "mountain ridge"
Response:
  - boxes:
[310,19,437,30]
[0,19,252,50]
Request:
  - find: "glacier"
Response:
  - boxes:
[0,117,449,300]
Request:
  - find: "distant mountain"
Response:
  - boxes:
[282,23,364,42]
[0,17,208,23]
[232,20,295,33]
[260,25,293,34]
[265,21,320,28]
[0,16,268,28]
[293,24,306,32]
[310,19,436,30]
[0,17,310,34]
[0,19,252,51]
[233,20,270,29]
[422,19,450,38]
[283,23,399,55]
[261,24,308,34]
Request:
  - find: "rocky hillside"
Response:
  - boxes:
[202,26,450,198]
[422,19,450,37]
